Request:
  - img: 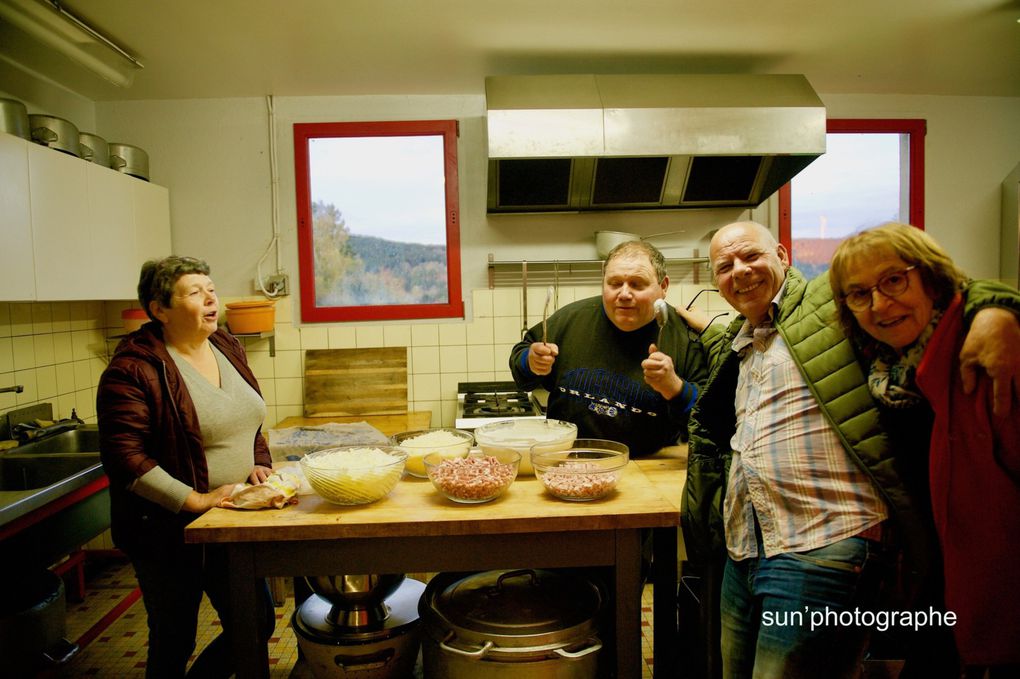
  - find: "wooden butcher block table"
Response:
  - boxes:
[185,441,681,679]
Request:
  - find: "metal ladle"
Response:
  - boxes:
[653,298,668,348]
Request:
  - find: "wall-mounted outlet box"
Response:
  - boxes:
[253,274,289,296]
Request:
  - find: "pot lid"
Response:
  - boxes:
[423,569,601,639]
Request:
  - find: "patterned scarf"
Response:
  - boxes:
[867,308,944,409]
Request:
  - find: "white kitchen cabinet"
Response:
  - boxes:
[85,162,171,298]
[87,160,137,299]
[0,133,172,301]
[0,133,35,300]
[29,142,93,300]
[133,179,171,264]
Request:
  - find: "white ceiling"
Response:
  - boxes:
[2,0,1019,102]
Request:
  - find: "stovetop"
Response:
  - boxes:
[454,381,544,429]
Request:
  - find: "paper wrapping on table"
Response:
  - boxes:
[221,470,303,509]
[267,422,389,461]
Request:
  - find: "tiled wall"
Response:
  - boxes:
[0,282,734,432]
[0,301,111,424]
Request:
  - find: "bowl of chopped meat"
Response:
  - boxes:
[530,439,629,501]
[423,449,520,503]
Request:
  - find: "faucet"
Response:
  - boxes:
[0,385,24,394]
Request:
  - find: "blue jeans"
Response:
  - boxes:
[720,536,888,679]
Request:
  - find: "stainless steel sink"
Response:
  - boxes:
[0,424,109,572]
[13,427,100,455]
[0,453,101,491]
[0,425,106,530]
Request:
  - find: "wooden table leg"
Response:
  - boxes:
[614,529,642,678]
[226,543,268,679]
[652,526,679,678]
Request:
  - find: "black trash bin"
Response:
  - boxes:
[0,568,79,676]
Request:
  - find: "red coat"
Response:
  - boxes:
[915,293,1020,664]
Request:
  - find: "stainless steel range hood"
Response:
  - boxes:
[486,74,826,213]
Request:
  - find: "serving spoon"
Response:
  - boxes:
[653,298,668,348]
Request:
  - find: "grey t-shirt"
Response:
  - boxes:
[130,344,267,512]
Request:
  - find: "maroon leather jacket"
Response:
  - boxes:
[97,323,271,555]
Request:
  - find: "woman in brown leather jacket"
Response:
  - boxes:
[97,256,275,679]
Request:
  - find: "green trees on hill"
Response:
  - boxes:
[312,200,448,307]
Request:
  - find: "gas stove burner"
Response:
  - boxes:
[462,392,532,418]
[455,380,544,429]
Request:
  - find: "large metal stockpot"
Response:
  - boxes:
[420,569,602,679]
[108,142,149,180]
[79,133,110,166]
[0,97,30,139]
[28,114,81,157]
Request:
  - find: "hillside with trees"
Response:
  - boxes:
[312,200,448,307]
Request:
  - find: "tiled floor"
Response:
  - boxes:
[55,555,656,678]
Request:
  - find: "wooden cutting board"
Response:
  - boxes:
[303,347,408,417]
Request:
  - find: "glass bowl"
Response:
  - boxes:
[389,428,473,478]
[473,418,577,475]
[299,445,407,505]
[530,439,629,501]
[423,449,521,503]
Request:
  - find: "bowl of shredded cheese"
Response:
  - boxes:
[389,428,473,478]
[299,446,408,505]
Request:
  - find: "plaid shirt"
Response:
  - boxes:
[723,302,888,561]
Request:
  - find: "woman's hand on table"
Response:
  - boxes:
[249,465,273,484]
[182,484,237,513]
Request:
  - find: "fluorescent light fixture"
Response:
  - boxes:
[0,0,142,87]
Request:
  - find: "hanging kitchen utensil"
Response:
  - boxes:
[654,298,668,348]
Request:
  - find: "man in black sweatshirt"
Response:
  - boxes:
[510,240,709,456]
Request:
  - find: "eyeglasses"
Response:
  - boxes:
[685,288,719,311]
[842,266,916,311]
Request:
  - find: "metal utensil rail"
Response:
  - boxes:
[487,253,711,289]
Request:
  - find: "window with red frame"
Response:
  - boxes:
[294,120,464,322]
[778,119,925,279]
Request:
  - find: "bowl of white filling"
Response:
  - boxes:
[299,446,407,505]
[389,428,473,478]
[473,418,577,475]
